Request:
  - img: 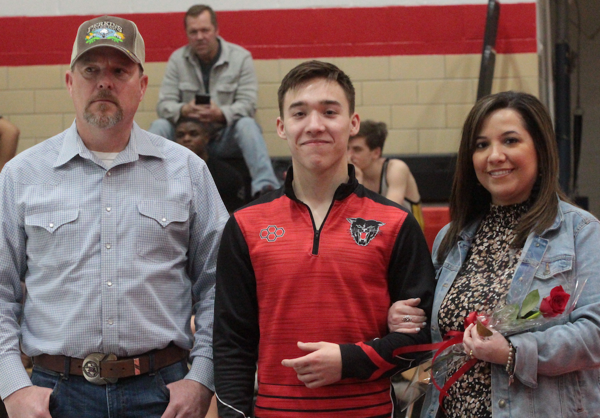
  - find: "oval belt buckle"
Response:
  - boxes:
[82,353,118,385]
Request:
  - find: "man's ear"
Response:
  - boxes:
[65,70,74,98]
[349,113,360,136]
[276,117,287,140]
[139,74,149,102]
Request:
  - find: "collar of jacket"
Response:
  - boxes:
[184,36,229,68]
[284,164,359,203]
[457,195,565,244]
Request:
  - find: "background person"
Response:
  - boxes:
[348,120,424,229]
[0,116,19,171]
[175,117,246,212]
[391,91,600,417]
[0,15,228,418]
[149,4,279,198]
[214,60,435,418]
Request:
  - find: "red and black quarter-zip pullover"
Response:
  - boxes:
[214,166,435,418]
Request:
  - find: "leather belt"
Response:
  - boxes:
[33,345,188,384]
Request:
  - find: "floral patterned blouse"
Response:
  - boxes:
[437,202,529,417]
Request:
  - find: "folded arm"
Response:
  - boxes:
[284,214,436,386]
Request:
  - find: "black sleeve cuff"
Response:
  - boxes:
[340,343,378,380]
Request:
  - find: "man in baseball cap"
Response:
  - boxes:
[0,15,226,418]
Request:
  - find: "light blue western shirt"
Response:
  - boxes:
[0,121,228,399]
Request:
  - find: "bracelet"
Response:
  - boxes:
[506,341,516,385]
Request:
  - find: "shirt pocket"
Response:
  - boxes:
[137,200,190,264]
[179,81,200,104]
[534,255,573,280]
[24,209,81,270]
[215,82,238,105]
[532,255,574,297]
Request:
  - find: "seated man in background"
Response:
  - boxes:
[175,117,246,212]
[149,4,279,198]
[348,120,425,229]
[0,116,19,171]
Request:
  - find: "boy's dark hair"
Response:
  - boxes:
[277,60,355,117]
[351,120,388,150]
[175,117,216,139]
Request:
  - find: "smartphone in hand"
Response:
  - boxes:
[195,94,211,105]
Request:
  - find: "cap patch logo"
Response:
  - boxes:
[86,22,125,44]
[260,225,285,242]
[347,217,385,246]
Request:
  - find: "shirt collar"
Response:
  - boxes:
[284,164,359,202]
[545,197,564,233]
[54,121,164,168]
[458,220,480,242]
[185,37,228,66]
[458,194,566,241]
[200,39,222,69]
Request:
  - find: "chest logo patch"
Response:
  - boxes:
[347,218,385,246]
[260,225,285,242]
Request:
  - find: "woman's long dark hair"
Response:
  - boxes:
[436,91,566,264]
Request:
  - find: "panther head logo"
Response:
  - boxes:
[347,217,385,246]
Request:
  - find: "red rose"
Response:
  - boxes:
[539,285,570,318]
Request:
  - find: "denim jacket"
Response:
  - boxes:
[421,200,600,418]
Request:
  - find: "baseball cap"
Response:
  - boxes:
[70,15,145,70]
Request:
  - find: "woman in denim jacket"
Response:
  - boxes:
[391,91,600,417]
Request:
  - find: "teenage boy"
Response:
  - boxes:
[214,60,435,417]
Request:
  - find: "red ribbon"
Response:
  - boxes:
[391,330,477,413]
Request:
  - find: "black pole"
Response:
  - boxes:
[555,0,571,195]
[477,0,500,100]
[572,110,582,190]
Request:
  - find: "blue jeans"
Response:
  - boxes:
[31,360,188,418]
[148,117,280,194]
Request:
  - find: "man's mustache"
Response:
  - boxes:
[88,90,120,106]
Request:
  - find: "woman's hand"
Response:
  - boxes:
[462,323,511,365]
[388,298,428,334]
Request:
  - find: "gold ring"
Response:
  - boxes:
[469,350,473,357]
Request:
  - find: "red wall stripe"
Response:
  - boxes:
[0,4,536,67]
